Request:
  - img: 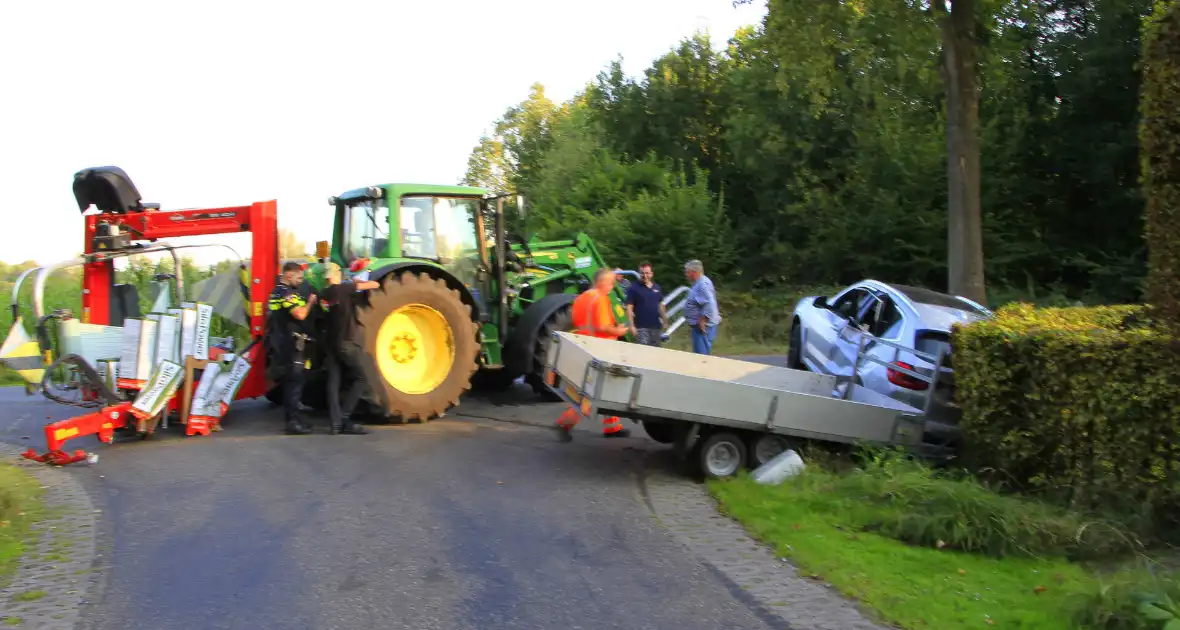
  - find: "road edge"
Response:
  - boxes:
[0,443,100,629]
[639,464,892,630]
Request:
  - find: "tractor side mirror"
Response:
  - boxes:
[813,296,829,309]
[315,240,330,260]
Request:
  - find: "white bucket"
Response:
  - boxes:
[751,449,805,485]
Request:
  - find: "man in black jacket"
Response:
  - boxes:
[318,263,381,435]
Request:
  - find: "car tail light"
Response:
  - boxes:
[887,361,929,391]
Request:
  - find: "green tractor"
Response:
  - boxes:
[284,183,632,422]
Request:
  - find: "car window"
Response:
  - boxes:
[867,298,903,338]
[879,316,903,339]
[830,288,865,321]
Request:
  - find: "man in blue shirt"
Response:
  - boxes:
[624,262,669,346]
[683,259,721,355]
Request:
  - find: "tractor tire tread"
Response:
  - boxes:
[356,271,480,422]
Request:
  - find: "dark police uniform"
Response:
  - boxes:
[319,281,370,435]
[268,281,313,433]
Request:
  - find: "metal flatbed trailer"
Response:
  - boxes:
[542,331,953,478]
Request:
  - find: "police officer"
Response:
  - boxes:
[269,262,318,435]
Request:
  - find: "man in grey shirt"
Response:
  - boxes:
[682,260,721,354]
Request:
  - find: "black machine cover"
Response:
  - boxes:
[72,166,146,214]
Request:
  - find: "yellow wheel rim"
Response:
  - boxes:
[374,304,455,395]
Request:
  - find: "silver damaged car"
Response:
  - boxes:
[787,280,992,433]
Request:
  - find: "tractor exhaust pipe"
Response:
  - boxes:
[494,196,508,347]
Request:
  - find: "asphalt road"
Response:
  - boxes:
[0,375,785,630]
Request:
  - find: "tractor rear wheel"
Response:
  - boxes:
[356,271,480,422]
[524,305,572,401]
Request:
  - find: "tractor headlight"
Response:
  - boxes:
[365,186,384,199]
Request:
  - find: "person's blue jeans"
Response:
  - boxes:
[691,324,718,355]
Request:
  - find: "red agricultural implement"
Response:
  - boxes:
[3,166,279,465]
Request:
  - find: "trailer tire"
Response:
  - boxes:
[356,271,480,423]
[749,433,792,469]
[696,432,748,479]
[642,420,676,444]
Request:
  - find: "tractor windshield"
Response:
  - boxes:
[399,195,482,286]
[342,198,390,260]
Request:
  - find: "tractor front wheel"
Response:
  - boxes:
[357,272,480,422]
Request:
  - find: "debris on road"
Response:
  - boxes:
[751,450,805,485]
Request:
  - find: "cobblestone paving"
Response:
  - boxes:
[1,444,99,629]
[641,465,891,630]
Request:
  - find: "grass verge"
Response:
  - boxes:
[0,463,45,587]
[708,452,1177,629]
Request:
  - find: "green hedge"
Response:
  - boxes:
[952,303,1180,534]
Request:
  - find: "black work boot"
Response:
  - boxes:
[331,415,367,435]
[285,418,312,435]
[604,428,632,438]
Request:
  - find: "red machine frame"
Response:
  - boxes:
[24,200,280,465]
[81,201,279,398]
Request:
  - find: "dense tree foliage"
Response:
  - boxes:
[464,0,1153,306]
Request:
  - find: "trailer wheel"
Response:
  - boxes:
[356,271,480,423]
[749,434,791,469]
[642,420,676,444]
[696,432,748,479]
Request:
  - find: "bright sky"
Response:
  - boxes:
[0,0,766,267]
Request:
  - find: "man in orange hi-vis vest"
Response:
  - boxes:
[556,268,631,442]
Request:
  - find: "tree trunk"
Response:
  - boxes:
[940,0,987,303]
[1141,2,1180,326]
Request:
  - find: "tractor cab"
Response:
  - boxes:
[329,183,490,294]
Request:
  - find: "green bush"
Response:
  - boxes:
[952,303,1180,539]
[1069,560,1180,630]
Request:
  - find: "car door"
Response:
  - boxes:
[805,286,868,375]
[829,290,883,378]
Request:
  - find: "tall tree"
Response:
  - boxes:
[736,0,986,300]
[934,0,987,303]
[1140,0,1180,323]
[461,0,1154,304]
